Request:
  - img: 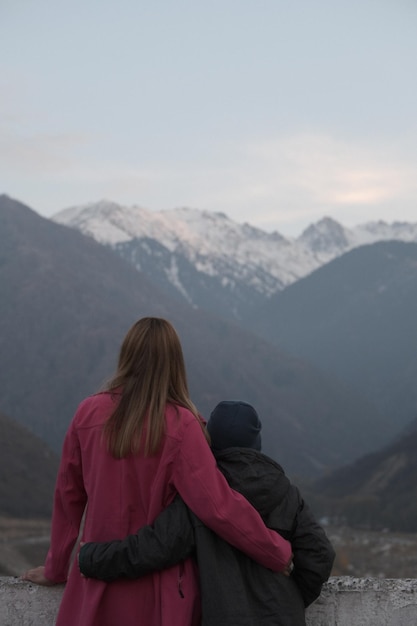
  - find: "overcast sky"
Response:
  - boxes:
[1,0,416,236]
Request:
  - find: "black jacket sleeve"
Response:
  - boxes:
[78,495,195,582]
[290,488,335,607]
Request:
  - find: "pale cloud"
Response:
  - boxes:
[333,188,390,205]
[0,130,91,175]
[242,133,416,208]
[191,133,417,232]
[2,126,416,235]
[0,125,156,187]
[115,132,417,233]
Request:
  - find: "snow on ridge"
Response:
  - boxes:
[52,200,417,294]
[53,200,294,265]
[164,256,194,305]
[54,200,164,245]
[350,220,417,246]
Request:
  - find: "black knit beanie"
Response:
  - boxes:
[207,400,262,451]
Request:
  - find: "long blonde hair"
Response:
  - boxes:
[104,317,203,458]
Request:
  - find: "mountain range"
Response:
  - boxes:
[53,200,417,323]
[52,198,417,435]
[1,193,388,478]
[3,192,417,528]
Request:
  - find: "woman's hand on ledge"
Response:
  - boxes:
[20,566,55,586]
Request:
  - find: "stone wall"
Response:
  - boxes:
[1,576,417,625]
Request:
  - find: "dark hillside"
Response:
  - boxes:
[0,411,58,517]
[0,194,174,447]
[253,241,417,438]
[309,417,417,532]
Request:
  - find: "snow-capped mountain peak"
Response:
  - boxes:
[52,201,417,321]
[299,216,351,257]
[55,200,155,245]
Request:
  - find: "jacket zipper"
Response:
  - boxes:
[178,561,185,598]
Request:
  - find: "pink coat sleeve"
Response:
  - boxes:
[44,421,87,583]
[173,416,292,572]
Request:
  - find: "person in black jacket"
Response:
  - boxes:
[79,401,335,626]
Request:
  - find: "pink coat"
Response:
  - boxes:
[44,392,291,626]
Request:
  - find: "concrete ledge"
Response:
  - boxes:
[306,577,417,626]
[1,576,417,625]
[0,577,64,626]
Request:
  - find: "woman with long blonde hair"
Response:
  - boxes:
[22,317,291,626]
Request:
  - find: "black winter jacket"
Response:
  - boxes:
[79,448,335,626]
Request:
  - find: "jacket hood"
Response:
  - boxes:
[214,448,292,522]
